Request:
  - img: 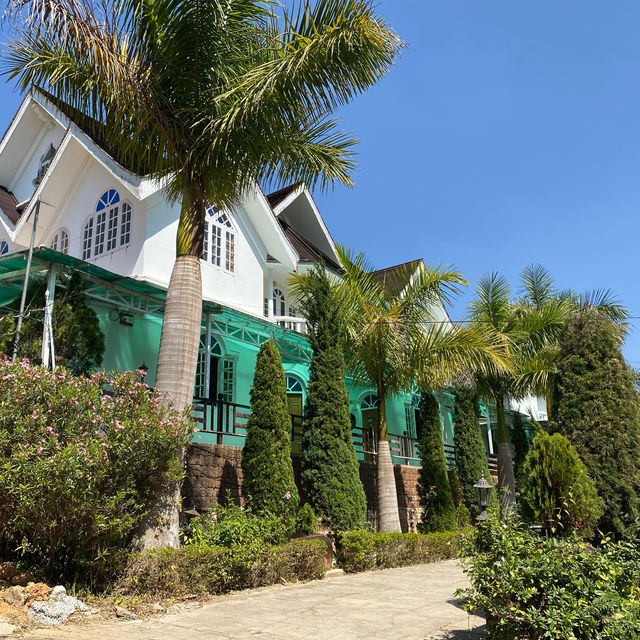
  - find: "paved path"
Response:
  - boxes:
[23,560,484,640]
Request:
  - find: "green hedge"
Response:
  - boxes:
[336,530,465,573]
[119,538,326,597]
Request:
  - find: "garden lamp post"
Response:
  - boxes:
[474,476,493,521]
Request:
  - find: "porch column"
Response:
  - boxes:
[204,313,211,398]
[41,266,57,370]
[486,409,495,455]
[266,270,274,319]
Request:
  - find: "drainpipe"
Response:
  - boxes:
[12,197,41,361]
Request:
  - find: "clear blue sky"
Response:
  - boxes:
[1,1,639,361]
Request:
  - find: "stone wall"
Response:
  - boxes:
[183,442,423,532]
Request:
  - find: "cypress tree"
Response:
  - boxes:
[453,389,491,518]
[509,411,530,487]
[298,266,367,532]
[417,390,456,532]
[242,340,299,522]
[551,310,640,538]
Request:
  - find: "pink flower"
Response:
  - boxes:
[284,491,291,500]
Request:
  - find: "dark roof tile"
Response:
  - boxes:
[0,186,20,225]
[373,259,423,296]
[266,184,300,209]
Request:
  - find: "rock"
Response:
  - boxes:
[50,586,66,602]
[152,602,163,613]
[0,621,16,637]
[0,587,27,609]
[26,590,88,625]
[114,605,138,620]
[324,568,345,578]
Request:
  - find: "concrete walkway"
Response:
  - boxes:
[23,560,485,640]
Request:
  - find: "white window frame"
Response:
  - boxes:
[50,228,69,255]
[82,189,133,260]
[202,205,235,274]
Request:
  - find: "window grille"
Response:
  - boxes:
[83,190,132,260]
[50,229,69,255]
[202,205,235,273]
[222,359,234,401]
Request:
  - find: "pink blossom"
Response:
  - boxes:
[284,491,291,500]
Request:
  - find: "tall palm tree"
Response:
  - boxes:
[469,266,628,508]
[4,0,403,547]
[335,248,510,532]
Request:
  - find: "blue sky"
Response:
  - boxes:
[1,1,639,361]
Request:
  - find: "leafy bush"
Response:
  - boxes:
[242,341,299,522]
[460,512,640,639]
[456,503,470,528]
[417,390,456,532]
[509,411,530,487]
[182,500,290,549]
[520,431,603,538]
[336,529,464,573]
[551,310,640,538]
[296,503,318,536]
[119,538,327,597]
[0,360,191,584]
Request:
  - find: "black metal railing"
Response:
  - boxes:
[193,397,496,470]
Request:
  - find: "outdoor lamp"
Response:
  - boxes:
[474,476,493,521]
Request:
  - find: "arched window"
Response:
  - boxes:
[82,189,132,260]
[50,229,69,255]
[0,241,8,256]
[202,205,235,273]
[33,144,56,187]
[361,394,378,410]
[285,376,304,394]
[273,288,286,316]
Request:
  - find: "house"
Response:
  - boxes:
[0,90,532,527]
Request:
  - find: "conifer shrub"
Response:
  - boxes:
[551,310,640,538]
[417,390,456,532]
[296,266,367,531]
[509,411,531,487]
[241,341,299,523]
[0,360,191,584]
[296,503,318,536]
[452,389,491,519]
[521,431,603,538]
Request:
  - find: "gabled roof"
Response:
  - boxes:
[373,259,423,297]
[266,184,300,209]
[0,186,19,225]
[277,219,341,271]
[35,89,151,176]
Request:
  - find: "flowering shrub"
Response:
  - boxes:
[0,359,192,585]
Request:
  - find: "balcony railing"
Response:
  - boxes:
[192,397,496,469]
[270,315,307,334]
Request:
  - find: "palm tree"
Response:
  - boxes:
[4,0,403,547]
[335,248,510,532]
[468,266,628,509]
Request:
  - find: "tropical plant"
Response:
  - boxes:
[520,431,603,538]
[469,266,629,509]
[452,388,491,518]
[0,271,104,375]
[290,264,367,531]
[3,0,403,547]
[551,310,640,538]
[241,340,299,524]
[337,248,510,532]
[416,390,456,533]
[468,273,563,508]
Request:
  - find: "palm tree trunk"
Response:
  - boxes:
[136,178,205,550]
[376,385,402,533]
[495,396,516,511]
